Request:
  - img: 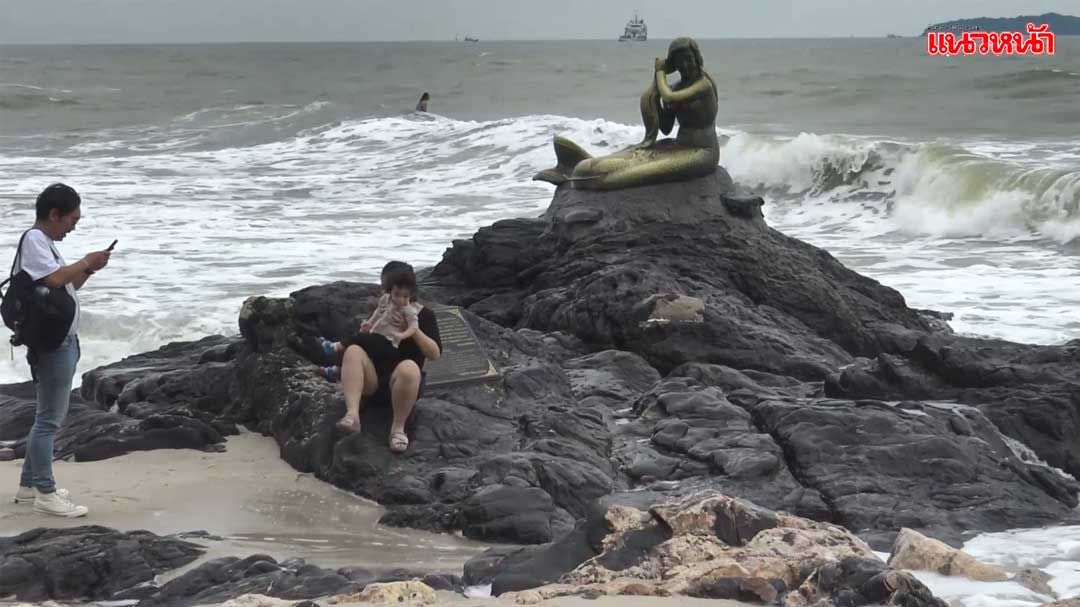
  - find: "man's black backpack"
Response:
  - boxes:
[1,230,76,352]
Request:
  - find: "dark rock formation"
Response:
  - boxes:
[134,554,360,607]
[81,334,244,438]
[0,526,202,602]
[427,171,932,379]
[826,335,1080,483]
[0,526,463,607]
[0,381,227,462]
[3,171,1078,604]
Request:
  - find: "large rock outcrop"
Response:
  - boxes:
[0,379,227,462]
[0,526,202,602]
[427,171,933,379]
[3,171,1077,605]
[826,338,1080,481]
[0,527,459,607]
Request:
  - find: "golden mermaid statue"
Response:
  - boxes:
[534,37,720,191]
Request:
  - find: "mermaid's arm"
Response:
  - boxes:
[655,69,713,105]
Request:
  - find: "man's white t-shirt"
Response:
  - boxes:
[16,229,80,336]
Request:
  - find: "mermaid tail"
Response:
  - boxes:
[533,136,593,185]
[640,82,661,147]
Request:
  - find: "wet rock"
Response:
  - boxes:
[81,335,243,416]
[888,528,1009,581]
[137,555,358,607]
[826,339,1080,483]
[720,194,765,219]
[1015,567,1055,597]
[430,171,930,378]
[0,381,227,462]
[456,485,566,544]
[750,396,1078,548]
[0,526,202,603]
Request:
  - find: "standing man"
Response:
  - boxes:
[12,183,110,517]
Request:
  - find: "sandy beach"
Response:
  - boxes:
[0,431,486,573]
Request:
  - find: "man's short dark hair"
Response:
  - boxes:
[382,264,417,296]
[36,183,81,220]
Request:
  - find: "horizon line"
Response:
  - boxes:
[0,35,933,46]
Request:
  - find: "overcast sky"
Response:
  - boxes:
[1,0,1076,44]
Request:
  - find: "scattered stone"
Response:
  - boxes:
[330,580,436,605]
[644,294,705,324]
[220,595,297,607]
[889,528,1009,581]
[1015,567,1056,597]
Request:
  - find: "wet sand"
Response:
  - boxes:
[0,433,756,607]
[0,430,487,572]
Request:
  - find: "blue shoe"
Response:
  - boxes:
[320,366,340,383]
[321,339,336,356]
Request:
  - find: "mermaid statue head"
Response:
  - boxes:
[665,37,705,81]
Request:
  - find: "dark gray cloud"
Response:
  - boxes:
[1,0,1075,44]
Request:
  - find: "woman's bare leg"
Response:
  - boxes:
[388,360,422,452]
[340,345,379,428]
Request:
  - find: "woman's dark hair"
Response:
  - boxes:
[36,183,81,220]
[381,261,417,298]
[420,92,430,100]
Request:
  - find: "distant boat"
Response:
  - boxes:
[464,35,480,43]
[618,12,648,41]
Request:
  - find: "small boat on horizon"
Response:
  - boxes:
[618,12,648,41]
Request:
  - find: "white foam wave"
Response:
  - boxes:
[721,130,1080,244]
[0,113,637,383]
[4,112,1080,384]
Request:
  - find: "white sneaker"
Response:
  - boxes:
[33,489,88,518]
[14,486,68,504]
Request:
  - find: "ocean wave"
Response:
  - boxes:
[4,111,1080,383]
[20,109,1080,246]
[63,100,337,155]
[719,130,1080,242]
[972,68,1080,88]
[0,84,79,110]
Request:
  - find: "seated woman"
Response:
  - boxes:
[534,37,720,191]
[303,261,441,454]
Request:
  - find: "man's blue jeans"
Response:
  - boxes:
[20,335,79,494]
